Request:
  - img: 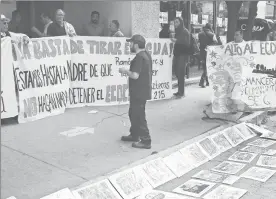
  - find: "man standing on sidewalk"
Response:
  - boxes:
[119,34,152,149]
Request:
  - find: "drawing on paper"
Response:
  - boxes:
[173,179,216,198]
[203,185,247,199]
[241,166,276,182]
[222,175,240,185]
[212,161,246,174]
[257,155,276,168]
[140,158,176,188]
[72,179,122,199]
[223,127,245,147]
[228,151,257,163]
[210,132,232,152]
[247,138,276,148]
[246,123,276,140]
[240,145,267,154]
[197,137,220,159]
[163,151,194,177]
[180,144,209,167]
[234,123,256,140]
[192,170,228,183]
[263,149,276,156]
[136,190,196,199]
[108,167,152,199]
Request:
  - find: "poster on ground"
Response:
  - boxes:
[241,166,276,182]
[247,138,276,148]
[179,144,209,167]
[257,155,276,168]
[211,161,246,175]
[1,37,18,119]
[228,151,257,163]
[68,36,173,108]
[40,188,75,199]
[12,36,71,123]
[207,41,276,113]
[203,185,247,199]
[137,190,196,199]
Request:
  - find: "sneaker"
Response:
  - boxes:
[121,135,140,142]
[173,92,179,96]
[132,140,151,149]
[206,82,209,86]
[174,93,184,99]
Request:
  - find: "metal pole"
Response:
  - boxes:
[213,0,217,34]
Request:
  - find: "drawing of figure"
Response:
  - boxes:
[199,139,217,156]
[225,128,244,145]
[262,156,276,166]
[213,134,232,148]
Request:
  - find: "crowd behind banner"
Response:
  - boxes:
[1,36,173,123]
[206,40,276,114]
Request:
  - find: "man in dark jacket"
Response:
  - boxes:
[198,23,218,88]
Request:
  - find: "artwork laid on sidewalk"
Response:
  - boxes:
[138,158,176,188]
[223,127,245,147]
[192,170,239,185]
[247,139,276,148]
[197,137,221,159]
[246,123,276,140]
[240,166,276,182]
[203,185,247,199]
[257,155,276,168]
[163,151,194,177]
[136,190,196,199]
[263,149,276,156]
[210,132,232,152]
[240,145,268,154]
[108,167,152,199]
[212,161,246,175]
[180,144,209,167]
[228,151,258,163]
[72,179,122,199]
[173,179,216,198]
[234,123,256,140]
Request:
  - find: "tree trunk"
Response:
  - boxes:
[226,1,243,42]
[244,1,258,41]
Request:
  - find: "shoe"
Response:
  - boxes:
[173,92,179,96]
[132,140,151,149]
[121,135,140,142]
[174,94,184,99]
[206,82,209,86]
[199,83,205,88]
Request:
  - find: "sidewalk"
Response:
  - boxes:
[1,85,223,199]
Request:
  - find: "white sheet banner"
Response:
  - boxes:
[13,36,71,123]
[67,36,173,107]
[207,41,276,113]
[1,37,18,118]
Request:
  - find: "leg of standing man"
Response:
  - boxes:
[175,55,187,97]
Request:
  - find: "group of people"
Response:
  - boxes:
[2,9,124,38]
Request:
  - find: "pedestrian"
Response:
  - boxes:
[118,34,152,149]
[1,14,29,44]
[8,10,27,34]
[232,29,245,43]
[198,23,218,88]
[82,11,104,36]
[109,20,124,37]
[31,12,53,37]
[171,17,191,98]
[47,9,76,37]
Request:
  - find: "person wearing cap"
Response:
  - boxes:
[1,14,30,45]
[198,23,218,88]
[119,34,152,149]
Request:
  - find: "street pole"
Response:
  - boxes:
[187,1,191,32]
[213,0,217,34]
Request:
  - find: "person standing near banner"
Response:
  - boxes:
[118,34,152,149]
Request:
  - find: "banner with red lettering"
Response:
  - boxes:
[1,37,18,119]
[13,36,71,123]
[207,41,276,113]
[67,36,173,107]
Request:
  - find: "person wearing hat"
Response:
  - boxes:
[118,34,152,149]
[1,14,29,45]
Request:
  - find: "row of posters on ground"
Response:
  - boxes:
[6,122,275,199]
[1,36,173,123]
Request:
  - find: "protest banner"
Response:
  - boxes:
[67,36,173,107]
[1,37,18,119]
[207,41,276,113]
[12,36,71,123]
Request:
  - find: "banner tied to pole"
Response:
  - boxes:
[207,41,276,113]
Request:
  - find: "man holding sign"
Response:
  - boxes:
[119,34,152,149]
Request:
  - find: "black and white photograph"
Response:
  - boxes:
[203,185,247,199]
[212,161,246,175]
[228,151,257,163]
[72,179,123,199]
[1,1,276,199]
[173,179,216,197]
[163,151,195,177]
[257,155,276,168]
[241,166,276,182]
[210,132,233,152]
[139,158,176,188]
[247,139,276,148]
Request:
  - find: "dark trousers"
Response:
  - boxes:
[129,97,151,142]
[199,50,209,86]
[173,55,189,96]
